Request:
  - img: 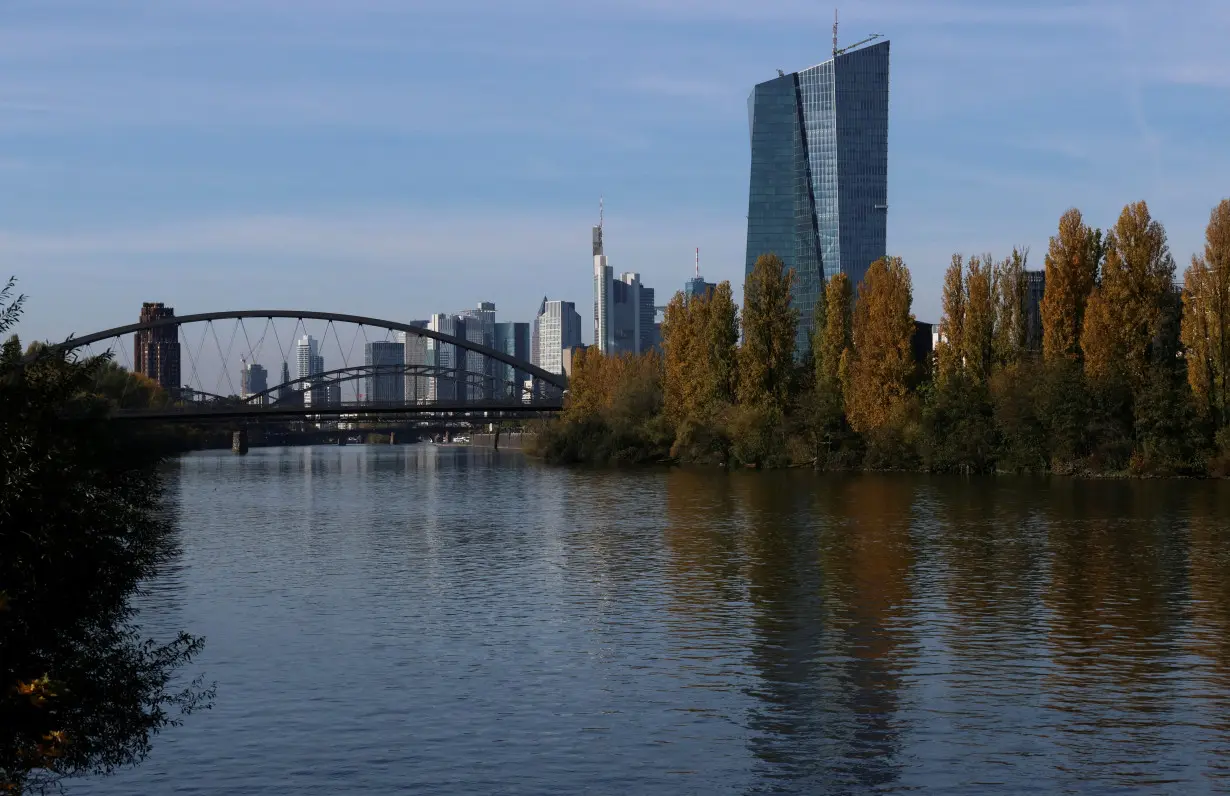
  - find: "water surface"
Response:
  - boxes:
[74,446,1230,794]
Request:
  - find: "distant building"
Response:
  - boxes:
[277,361,292,405]
[561,345,588,380]
[240,361,268,404]
[912,320,934,368]
[364,341,405,403]
[746,40,890,354]
[428,313,459,402]
[593,216,613,353]
[532,297,583,377]
[685,248,717,304]
[457,302,496,401]
[296,335,325,407]
[1024,269,1045,351]
[134,302,181,395]
[494,321,531,400]
[400,322,430,404]
[327,383,342,407]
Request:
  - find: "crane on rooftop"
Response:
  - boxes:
[832,9,883,57]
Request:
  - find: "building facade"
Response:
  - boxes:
[134,302,181,395]
[427,313,459,402]
[532,298,583,377]
[1024,269,1045,351]
[458,301,497,401]
[593,221,613,353]
[240,361,268,404]
[296,334,325,407]
[745,40,890,353]
[364,340,405,403]
[494,321,531,400]
[400,322,430,404]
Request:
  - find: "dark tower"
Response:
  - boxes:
[133,302,181,396]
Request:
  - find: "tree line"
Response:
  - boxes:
[533,199,1230,476]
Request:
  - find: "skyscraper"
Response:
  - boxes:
[1024,270,1046,351]
[427,313,459,402]
[240,361,268,404]
[494,321,531,400]
[278,361,292,405]
[296,334,325,407]
[745,39,890,352]
[134,302,181,395]
[400,322,430,404]
[685,248,717,303]
[458,301,497,400]
[593,208,613,353]
[364,341,405,403]
[532,298,582,377]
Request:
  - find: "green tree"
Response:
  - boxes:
[1042,208,1102,360]
[993,247,1029,368]
[1,279,213,795]
[844,256,916,433]
[963,254,996,387]
[738,254,799,415]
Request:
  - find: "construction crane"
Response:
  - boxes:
[835,33,883,56]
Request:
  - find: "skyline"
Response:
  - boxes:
[4,0,1229,348]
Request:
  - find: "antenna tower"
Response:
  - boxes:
[833,9,838,57]
[599,196,604,229]
[695,247,700,278]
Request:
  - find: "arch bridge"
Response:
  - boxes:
[53,310,566,421]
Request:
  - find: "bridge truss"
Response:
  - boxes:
[51,310,566,421]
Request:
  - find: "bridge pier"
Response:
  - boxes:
[232,429,249,455]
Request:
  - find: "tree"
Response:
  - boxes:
[1042,208,1102,360]
[1,279,213,794]
[963,254,996,387]
[994,247,1029,368]
[738,254,799,415]
[844,256,916,432]
[935,255,965,387]
[819,272,853,397]
[1182,199,1230,431]
[706,282,740,407]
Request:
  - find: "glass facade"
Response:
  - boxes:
[745,41,889,353]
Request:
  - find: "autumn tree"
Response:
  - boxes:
[819,272,853,396]
[844,256,916,432]
[1182,199,1230,431]
[935,255,965,387]
[739,254,798,415]
[963,254,996,387]
[1042,208,1102,360]
[706,282,740,407]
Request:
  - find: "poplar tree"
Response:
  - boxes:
[993,247,1029,367]
[935,255,965,387]
[706,282,740,407]
[1042,208,1102,360]
[963,254,996,387]
[738,254,798,414]
[819,272,853,396]
[1182,199,1230,430]
[844,256,916,432]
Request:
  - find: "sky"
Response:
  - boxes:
[3,0,1229,348]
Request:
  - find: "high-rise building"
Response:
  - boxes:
[532,297,583,377]
[458,301,497,401]
[364,341,405,403]
[277,361,292,405]
[428,313,459,402]
[401,322,430,404]
[593,212,613,353]
[296,335,325,407]
[134,302,181,396]
[240,361,268,404]
[1025,270,1045,351]
[745,39,890,353]
[685,249,717,303]
[494,321,531,400]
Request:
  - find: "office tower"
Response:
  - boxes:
[133,302,181,395]
[1024,270,1045,351]
[531,297,583,377]
[326,383,342,407]
[400,322,430,404]
[593,207,613,353]
[745,38,890,353]
[458,301,497,401]
[639,285,656,353]
[240,361,268,404]
[364,340,405,403]
[277,360,292,404]
[685,248,717,303]
[428,313,459,402]
[494,321,531,400]
[296,334,325,407]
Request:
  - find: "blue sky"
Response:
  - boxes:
[4,0,1229,347]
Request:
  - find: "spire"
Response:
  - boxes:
[833,8,838,57]
[695,247,700,278]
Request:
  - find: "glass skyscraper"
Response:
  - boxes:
[745,40,890,352]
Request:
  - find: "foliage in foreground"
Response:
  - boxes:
[534,199,1230,476]
[1,280,213,795]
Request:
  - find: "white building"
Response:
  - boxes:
[427,313,459,402]
[295,335,325,406]
[532,297,583,377]
[400,323,430,404]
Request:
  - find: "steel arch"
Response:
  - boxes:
[54,309,567,390]
[244,363,529,405]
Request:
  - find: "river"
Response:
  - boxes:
[72,445,1230,795]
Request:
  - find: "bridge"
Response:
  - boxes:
[53,310,566,422]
